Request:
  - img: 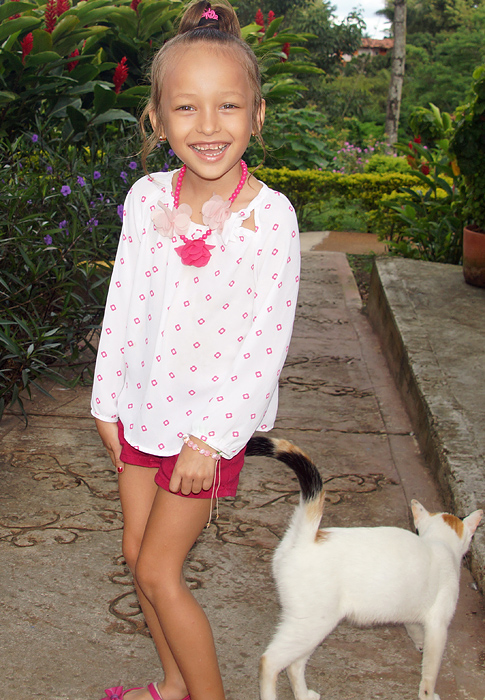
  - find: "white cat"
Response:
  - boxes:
[245,436,483,700]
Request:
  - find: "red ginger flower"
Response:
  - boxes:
[420,163,430,175]
[131,0,142,11]
[20,32,33,63]
[113,56,129,94]
[267,10,275,24]
[414,135,422,144]
[56,0,70,16]
[67,48,79,72]
[281,42,290,62]
[255,8,265,29]
[45,0,57,33]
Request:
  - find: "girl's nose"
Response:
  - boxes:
[196,108,220,135]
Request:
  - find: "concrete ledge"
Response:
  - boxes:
[367,257,485,594]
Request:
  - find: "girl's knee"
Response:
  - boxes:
[122,535,142,574]
[135,554,181,603]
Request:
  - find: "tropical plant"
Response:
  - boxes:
[450,64,485,231]
[383,110,465,263]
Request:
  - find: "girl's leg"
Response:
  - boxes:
[135,487,225,700]
[118,465,189,700]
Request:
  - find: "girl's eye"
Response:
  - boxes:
[176,105,194,111]
[222,103,237,110]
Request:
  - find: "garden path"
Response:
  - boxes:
[0,251,483,700]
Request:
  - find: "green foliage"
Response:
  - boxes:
[303,196,368,233]
[378,113,466,263]
[450,64,485,230]
[245,106,332,170]
[364,153,411,173]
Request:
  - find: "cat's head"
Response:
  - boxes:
[411,499,483,557]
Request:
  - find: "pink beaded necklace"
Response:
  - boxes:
[172,160,248,267]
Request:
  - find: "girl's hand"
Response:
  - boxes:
[95,418,125,474]
[170,436,217,495]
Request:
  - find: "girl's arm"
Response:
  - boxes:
[95,418,125,473]
[91,184,143,422]
[191,193,300,458]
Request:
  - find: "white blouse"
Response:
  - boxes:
[91,170,300,459]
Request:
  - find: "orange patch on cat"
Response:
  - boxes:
[275,439,304,456]
[442,513,464,538]
[316,529,330,543]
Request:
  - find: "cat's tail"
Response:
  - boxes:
[246,436,325,535]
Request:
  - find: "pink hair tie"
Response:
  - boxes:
[201,7,218,20]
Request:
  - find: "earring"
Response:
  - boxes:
[159,135,167,142]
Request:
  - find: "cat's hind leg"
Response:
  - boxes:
[287,653,321,700]
[418,621,448,700]
[405,623,425,652]
[260,617,337,700]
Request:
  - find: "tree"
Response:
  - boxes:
[385,0,407,145]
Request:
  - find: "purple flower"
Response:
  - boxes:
[32,134,39,143]
[120,171,128,183]
[129,161,137,170]
[117,204,124,221]
[162,162,169,172]
[46,165,53,174]
[59,220,68,229]
[61,185,71,197]
[44,234,53,245]
[168,149,175,157]
[87,217,99,232]
[93,171,101,180]
[77,176,86,187]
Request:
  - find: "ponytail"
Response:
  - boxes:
[178,1,241,38]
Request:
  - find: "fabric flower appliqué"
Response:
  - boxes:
[201,195,232,235]
[151,201,192,238]
[175,238,215,267]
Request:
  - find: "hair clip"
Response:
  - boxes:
[201,7,218,20]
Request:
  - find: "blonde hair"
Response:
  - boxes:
[139,1,264,172]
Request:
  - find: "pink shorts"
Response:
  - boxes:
[117,422,246,499]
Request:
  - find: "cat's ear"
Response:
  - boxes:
[463,510,483,535]
[411,499,429,528]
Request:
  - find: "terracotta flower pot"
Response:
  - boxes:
[463,225,485,288]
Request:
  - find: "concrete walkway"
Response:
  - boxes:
[0,250,484,700]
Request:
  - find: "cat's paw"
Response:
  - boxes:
[305,692,320,700]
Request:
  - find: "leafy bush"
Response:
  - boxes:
[245,105,332,170]
[0,123,158,419]
[257,167,422,228]
[378,133,465,264]
[364,153,412,174]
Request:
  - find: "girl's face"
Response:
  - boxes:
[154,44,264,187]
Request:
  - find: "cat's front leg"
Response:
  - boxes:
[287,654,321,700]
[260,653,280,700]
[405,623,425,652]
[418,621,448,700]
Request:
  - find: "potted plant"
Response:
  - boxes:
[450,64,485,287]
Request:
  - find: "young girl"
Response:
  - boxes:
[91,2,300,699]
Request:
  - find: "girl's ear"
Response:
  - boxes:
[149,109,166,140]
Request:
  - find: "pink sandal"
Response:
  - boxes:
[147,683,191,700]
[99,687,143,699]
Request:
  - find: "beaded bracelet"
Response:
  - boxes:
[183,435,221,460]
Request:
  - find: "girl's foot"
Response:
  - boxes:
[124,682,190,700]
